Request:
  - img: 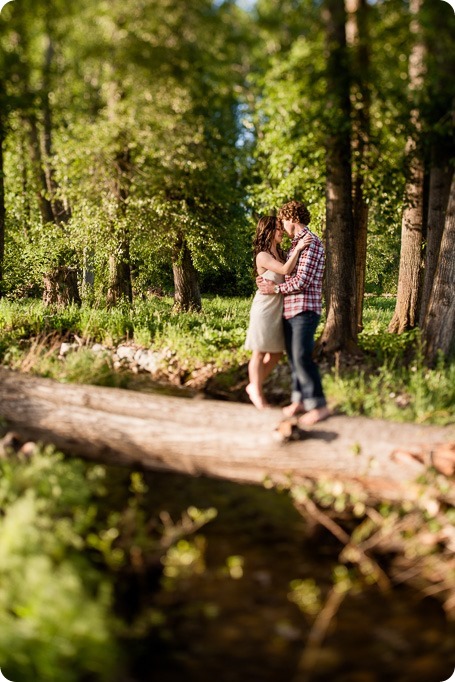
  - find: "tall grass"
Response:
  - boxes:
[0,296,250,358]
[324,298,454,424]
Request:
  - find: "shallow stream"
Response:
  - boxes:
[108,468,455,682]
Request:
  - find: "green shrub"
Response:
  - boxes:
[0,450,119,682]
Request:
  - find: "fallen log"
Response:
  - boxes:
[1,368,454,500]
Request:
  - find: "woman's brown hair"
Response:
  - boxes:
[252,216,285,277]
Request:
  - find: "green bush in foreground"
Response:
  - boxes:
[0,447,219,682]
[0,450,119,682]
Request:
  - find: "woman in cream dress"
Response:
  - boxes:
[245,216,311,409]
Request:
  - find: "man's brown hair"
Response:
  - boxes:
[277,200,311,226]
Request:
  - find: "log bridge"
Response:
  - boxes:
[1,368,454,501]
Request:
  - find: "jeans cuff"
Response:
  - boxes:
[302,397,327,411]
[291,390,303,405]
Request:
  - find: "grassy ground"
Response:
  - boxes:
[0,295,454,424]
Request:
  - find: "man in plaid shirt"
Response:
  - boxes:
[257,200,330,425]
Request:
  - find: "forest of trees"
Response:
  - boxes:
[0,0,454,362]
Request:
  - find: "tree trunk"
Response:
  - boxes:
[16,9,57,226]
[82,247,95,299]
[388,0,426,334]
[173,234,202,312]
[19,19,76,304]
[422,172,455,364]
[106,144,133,306]
[41,33,71,224]
[106,245,133,306]
[20,130,32,226]
[346,0,371,332]
[24,114,55,225]
[318,0,358,355]
[1,368,453,501]
[419,147,453,324]
[42,266,81,306]
[418,0,455,326]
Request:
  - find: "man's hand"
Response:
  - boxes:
[256,276,276,295]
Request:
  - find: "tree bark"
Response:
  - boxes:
[172,233,202,312]
[1,369,453,502]
[388,0,426,334]
[106,246,133,306]
[419,147,453,324]
[24,114,55,225]
[106,143,133,306]
[41,32,71,225]
[16,10,57,226]
[42,266,81,306]
[422,172,455,364]
[319,0,358,355]
[346,0,371,332]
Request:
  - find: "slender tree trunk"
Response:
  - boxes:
[20,130,32,226]
[82,247,95,299]
[106,146,133,306]
[318,0,358,355]
[419,146,453,324]
[104,80,133,307]
[24,114,55,224]
[388,0,426,334]
[422,172,455,364]
[18,17,78,306]
[16,12,55,226]
[346,0,371,332]
[41,33,71,224]
[172,233,201,312]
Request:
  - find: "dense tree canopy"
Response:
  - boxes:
[0,0,454,355]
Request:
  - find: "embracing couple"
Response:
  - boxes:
[245,200,330,426]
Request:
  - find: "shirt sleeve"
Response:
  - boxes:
[278,241,323,294]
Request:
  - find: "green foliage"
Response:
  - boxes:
[1,0,253,300]
[288,578,321,616]
[247,0,326,223]
[0,449,118,682]
[2,0,454,304]
[288,468,455,619]
[324,300,455,425]
[0,446,220,680]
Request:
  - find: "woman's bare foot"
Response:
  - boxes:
[282,402,306,417]
[246,383,270,410]
[298,405,331,426]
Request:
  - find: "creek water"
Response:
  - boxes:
[108,468,455,682]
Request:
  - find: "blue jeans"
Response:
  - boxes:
[283,311,326,410]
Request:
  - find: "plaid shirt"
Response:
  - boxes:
[278,227,324,319]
